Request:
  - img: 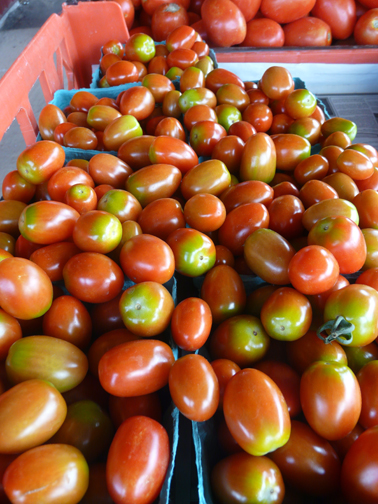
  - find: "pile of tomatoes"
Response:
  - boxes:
[2,23,378,503]
[103,0,378,47]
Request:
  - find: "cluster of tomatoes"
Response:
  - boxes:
[1,21,378,503]
[104,0,378,47]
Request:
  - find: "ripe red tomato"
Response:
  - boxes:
[311,0,357,39]
[3,444,89,504]
[63,252,124,304]
[300,361,361,440]
[107,416,170,504]
[119,234,175,284]
[0,257,53,320]
[283,16,332,46]
[357,360,378,429]
[108,392,162,428]
[171,297,212,350]
[169,353,219,421]
[201,0,247,47]
[260,0,316,23]
[201,265,246,324]
[0,379,67,453]
[269,420,341,497]
[223,368,291,456]
[288,245,340,295]
[98,339,174,396]
[240,18,285,47]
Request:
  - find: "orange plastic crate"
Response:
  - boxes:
[0,1,129,146]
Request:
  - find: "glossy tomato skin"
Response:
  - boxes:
[119,281,174,336]
[209,314,270,367]
[244,228,295,285]
[201,265,246,325]
[19,201,80,245]
[0,309,21,361]
[137,198,185,240]
[240,18,285,47]
[29,242,81,282]
[354,8,378,44]
[288,245,340,295]
[169,354,219,421]
[149,135,198,174]
[300,361,361,441]
[302,198,359,232]
[260,0,316,23]
[311,0,357,39]
[218,202,270,257]
[3,444,89,504]
[119,234,175,284]
[268,194,305,241]
[72,210,122,254]
[224,368,291,456]
[323,284,378,346]
[99,339,174,397]
[5,335,88,393]
[184,193,226,233]
[0,257,53,320]
[180,159,231,201]
[340,426,378,503]
[201,0,247,47]
[63,252,124,304]
[308,216,367,274]
[283,16,332,46]
[269,420,341,497]
[171,297,212,351]
[17,140,65,184]
[167,228,216,277]
[357,360,378,429]
[0,379,67,454]
[221,180,274,212]
[240,132,276,183]
[261,287,312,341]
[107,416,170,504]
[211,452,285,504]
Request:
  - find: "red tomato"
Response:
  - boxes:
[298,179,338,209]
[169,353,219,421]
[218,202,270,257]
[283,16,332,46]
[201,265,246,324]
[63,252,124,304]
[0,257,53,320]
[17,141,65,185]
[357,360,378,428]
[260,0,316,23]
[0,309,22,361]
[184,193,226,233]
[300,361,361,440]
[119,234,175,284]
[151,3,189,42]
[311,0,357,39]
[288,245,340,295]
[19,200,80,245]
[137,198,185,240]
[2,170,36,204]
[0,379,67,453]
[224,368,291,456]
[171,297,212,350]
[99,339,174,396]
[254,360,301,418]
[269,420,341,497]
[286,329,347,375]
[353,188,378,228]
[3,444,89,504]
[108,393,162,428]
[240,18,285,47]
[42,295,92,349]
[211,359,241,411]
[260,66,294,101]
[268,194,305,240]
[244,228,295,285]
[201,0,247,47]
[106,416,170,504]
[211,452,285,504]
[149,136,198,174]
[307,216,367,274]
